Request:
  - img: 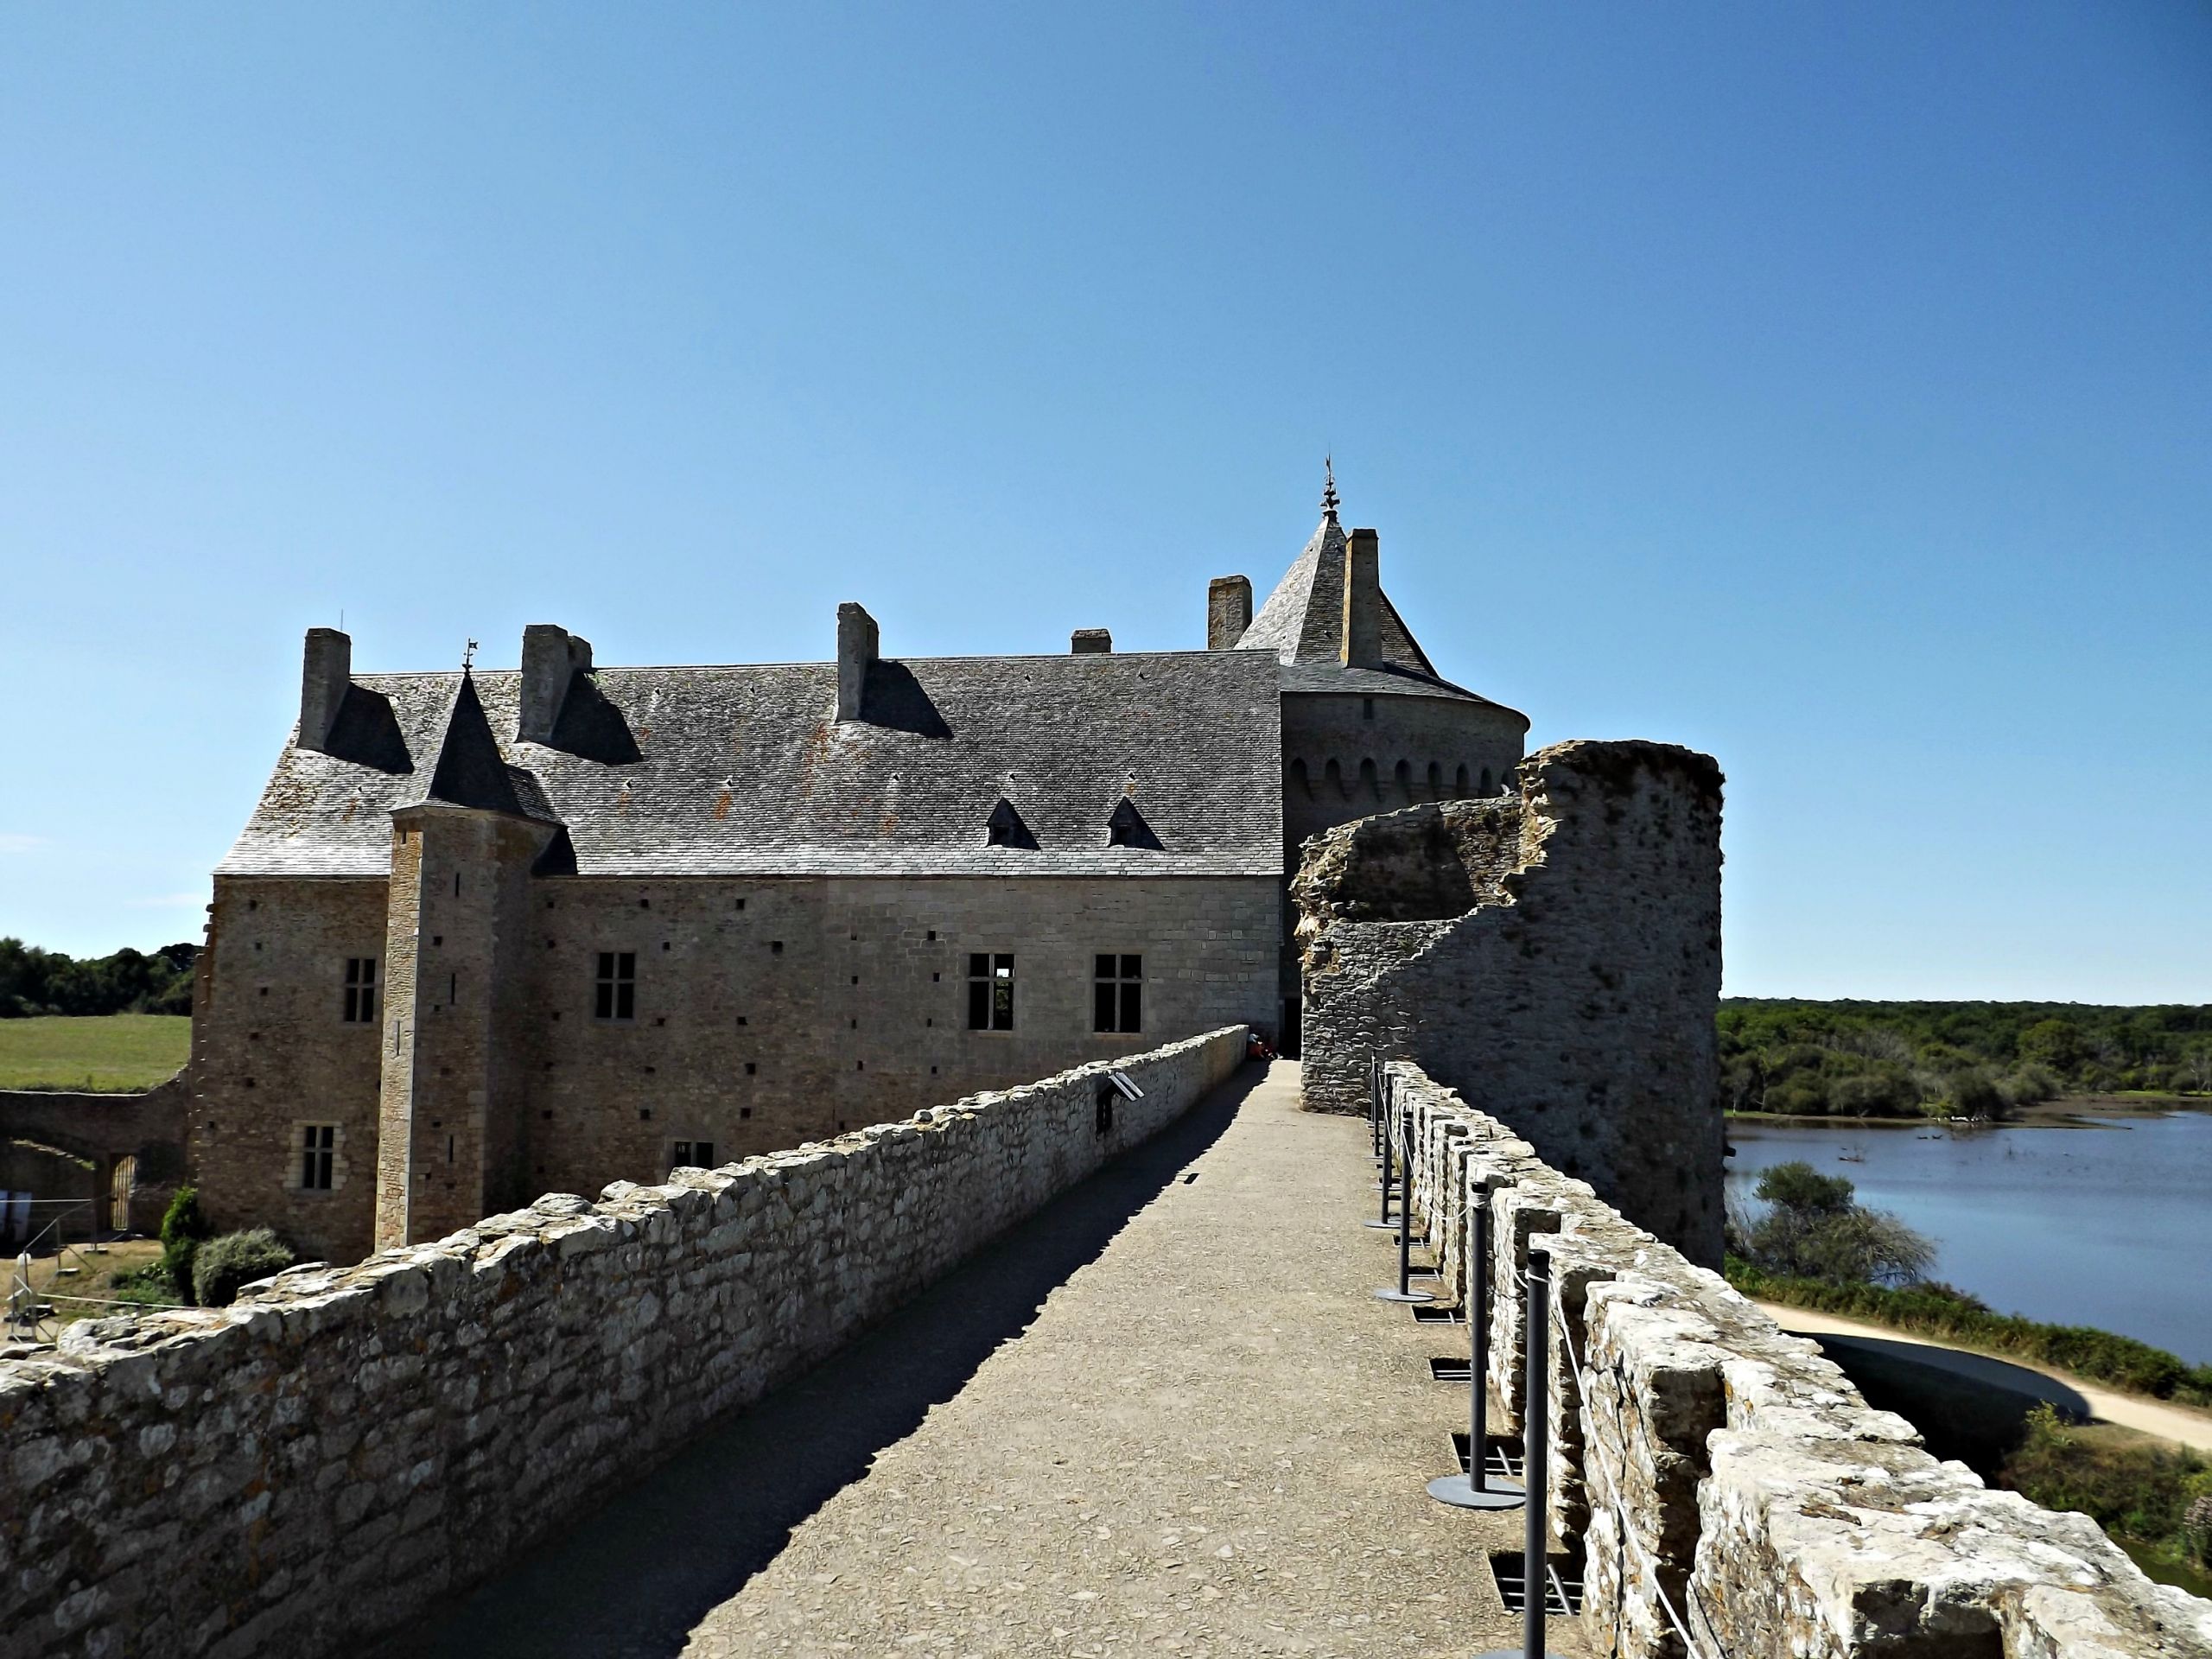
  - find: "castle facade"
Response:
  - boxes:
[189,488,1527,1261]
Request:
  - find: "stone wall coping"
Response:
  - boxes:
[1383,1058,2212,1658]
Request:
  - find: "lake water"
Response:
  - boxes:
[1726,1108,2212,1365]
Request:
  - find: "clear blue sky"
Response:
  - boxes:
[3,4,2207,1000]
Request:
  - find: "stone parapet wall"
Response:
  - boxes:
[1385,1059,2212,1659]
[0,1027,1249,1659]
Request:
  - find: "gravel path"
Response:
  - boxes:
[389,1060,1530,1658]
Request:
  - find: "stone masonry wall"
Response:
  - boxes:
[1387,1059,2212,1659]
[0,1027,1249,1659]
[192,871,1277,1262]
[1296,740,1726,1262]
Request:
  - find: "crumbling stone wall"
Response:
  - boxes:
[0,1078,188,1238]
[1388,1060,2212,1659]
[0,1027,1248,1659]
[1296,739,1726,1262]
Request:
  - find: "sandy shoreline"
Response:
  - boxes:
[1727,1093,2209,1131]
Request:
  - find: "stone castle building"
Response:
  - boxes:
[189,480,1529,1262]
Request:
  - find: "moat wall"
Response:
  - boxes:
[1294,739,1726,1262]
[1389,1060,2212,1659]
[0,1027,1247,1659]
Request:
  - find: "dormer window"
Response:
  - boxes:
[1106,797,1160,849]
[985,797,1038,849]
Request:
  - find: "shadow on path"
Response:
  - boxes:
[365,1065,1265,1659]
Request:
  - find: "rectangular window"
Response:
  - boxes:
[342,957,378,1024]
[1093,953,1142,1033]
[966,952,1014,1031]
[594,951,637,1021]
[300,1123,336,1191]
[671,1140,715,1172]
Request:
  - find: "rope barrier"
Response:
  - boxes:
[34,1289,186,1310]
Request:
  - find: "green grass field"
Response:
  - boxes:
[0,1014,189,1091]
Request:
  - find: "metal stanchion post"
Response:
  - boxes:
[1364,1076,1399,1229]
[1427,1186,1523,1510]
[1375,1101,1433,1303]
[1479,1247,1553,1659]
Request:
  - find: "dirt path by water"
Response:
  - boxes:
[1758,1301,2212,1453]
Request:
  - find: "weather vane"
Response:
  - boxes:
[462,638,479,671]
[1321,454,1340,522]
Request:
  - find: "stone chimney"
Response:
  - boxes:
[1207,575,1251,651]
[518,624,594,744]
[297,627,351,753]
[1341,529,1381,668]
[1071,628,1112,654]
[836,603,879,722]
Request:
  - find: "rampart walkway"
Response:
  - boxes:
[385,1062,1527,1657]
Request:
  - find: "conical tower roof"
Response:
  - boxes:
[1233,515,1440,677]
[424,671,538,817]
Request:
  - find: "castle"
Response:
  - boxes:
[188,478,1529,1262]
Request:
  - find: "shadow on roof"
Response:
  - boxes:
[322,684,414,774]
[547,674,645,766]
[862,660,954,739]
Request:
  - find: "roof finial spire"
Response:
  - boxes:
[1320,454,1340,524]
[462,638,479,673]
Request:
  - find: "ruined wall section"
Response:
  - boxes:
[0,1028,1249,1659]
[1296,740,1725,1262]
[1388,1062,2212,1659]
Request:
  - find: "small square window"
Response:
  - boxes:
[967,953,1014,1031]
[594,951,637,1021]
[342,957,378,1024]
[1094,953,1142,1034]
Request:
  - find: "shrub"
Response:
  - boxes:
[1942,1067,2007,1120]
[1739,1162,1935,1287]
[105,1264,178,1308]
[2000,1404,2209,1558]
[157,1185,213,1302]
[190,1228,294,1308]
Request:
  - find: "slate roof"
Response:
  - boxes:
[1238,516,1523,719]
[217,650,1284,880]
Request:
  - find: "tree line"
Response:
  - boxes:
[0,938,198,1019]
[1719,998,2212,1119]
